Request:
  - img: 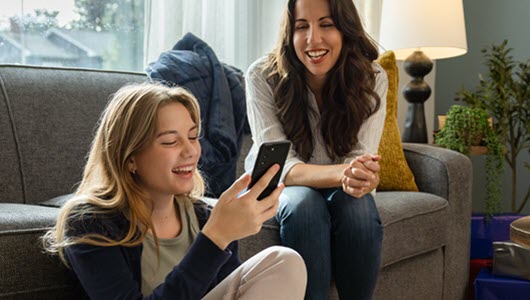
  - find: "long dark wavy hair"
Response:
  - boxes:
[264,0,381,161]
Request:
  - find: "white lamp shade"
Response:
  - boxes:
[379,0,468,60]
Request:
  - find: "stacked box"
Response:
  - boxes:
[467,259,492,300]
[474,268,530,299]
[469,214,525,299]
[471,214,524,259]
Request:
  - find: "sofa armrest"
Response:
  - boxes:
[403,143,472,201]
[403,143,472,299]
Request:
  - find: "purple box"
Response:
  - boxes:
[471,213,525,259]
[474,268,530,300]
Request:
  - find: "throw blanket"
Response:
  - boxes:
[146,33,246,197]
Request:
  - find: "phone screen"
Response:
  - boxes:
[249,141,291,200]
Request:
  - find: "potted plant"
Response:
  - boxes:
[436,105,504,218]
[455,40,529,214]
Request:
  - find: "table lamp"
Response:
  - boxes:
[379,0,468,143]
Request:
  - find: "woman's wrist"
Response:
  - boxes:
[286,163,350,188]
[337,164,350,187]
[202,225,230,250]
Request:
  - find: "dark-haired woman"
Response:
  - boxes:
[244,0,388,299]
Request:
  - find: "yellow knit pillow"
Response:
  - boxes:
[376,51,418,191]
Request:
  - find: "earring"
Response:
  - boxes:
[132,169,136,175]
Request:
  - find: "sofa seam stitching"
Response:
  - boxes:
[0,227,53,236]
[0,73,27,204]
[382,243,445,268]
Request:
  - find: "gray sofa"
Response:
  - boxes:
[0,65,472,300]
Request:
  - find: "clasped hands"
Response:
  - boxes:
[341,153,381,198]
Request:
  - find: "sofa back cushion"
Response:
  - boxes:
[0,65,146,204]
[0,72,22,203]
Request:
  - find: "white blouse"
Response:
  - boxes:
[244,56,388,183]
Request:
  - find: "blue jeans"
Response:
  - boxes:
[277,186,383,300]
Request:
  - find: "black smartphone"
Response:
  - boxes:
[249,141,291,200]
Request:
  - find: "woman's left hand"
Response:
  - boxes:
[341,153,381,198]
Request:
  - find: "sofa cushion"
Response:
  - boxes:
[0,203,58,231]
[0,71,24,204]
[375,51,418,191]
[0,65,145,205]
[39,194,74,208]
[221,191,449,267]
[0,203,86,299]
[376,191,448,267]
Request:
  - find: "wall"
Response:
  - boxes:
[435,0,530,214]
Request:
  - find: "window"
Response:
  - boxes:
[0,1,381,73]
[0,0,145,71]
[143,0,285,72]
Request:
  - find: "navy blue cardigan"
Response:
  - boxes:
[65,201,240,300]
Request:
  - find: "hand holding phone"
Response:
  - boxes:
[249,141,291,200]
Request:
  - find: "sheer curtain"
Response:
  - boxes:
[354,0,383,43]
[144,0,284,72]
[144,0,382,72]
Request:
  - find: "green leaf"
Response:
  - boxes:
[450,40,530,216]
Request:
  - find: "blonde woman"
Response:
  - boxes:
[43,83,306,300]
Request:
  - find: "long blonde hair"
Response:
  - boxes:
[43,82,205,264]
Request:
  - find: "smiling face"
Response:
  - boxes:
[130,102,201,200]
[293,0,343,87]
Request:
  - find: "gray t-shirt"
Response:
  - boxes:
[141,198,200,296]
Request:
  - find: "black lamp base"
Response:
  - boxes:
[402,50,433,143]
[402,103,428,143]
